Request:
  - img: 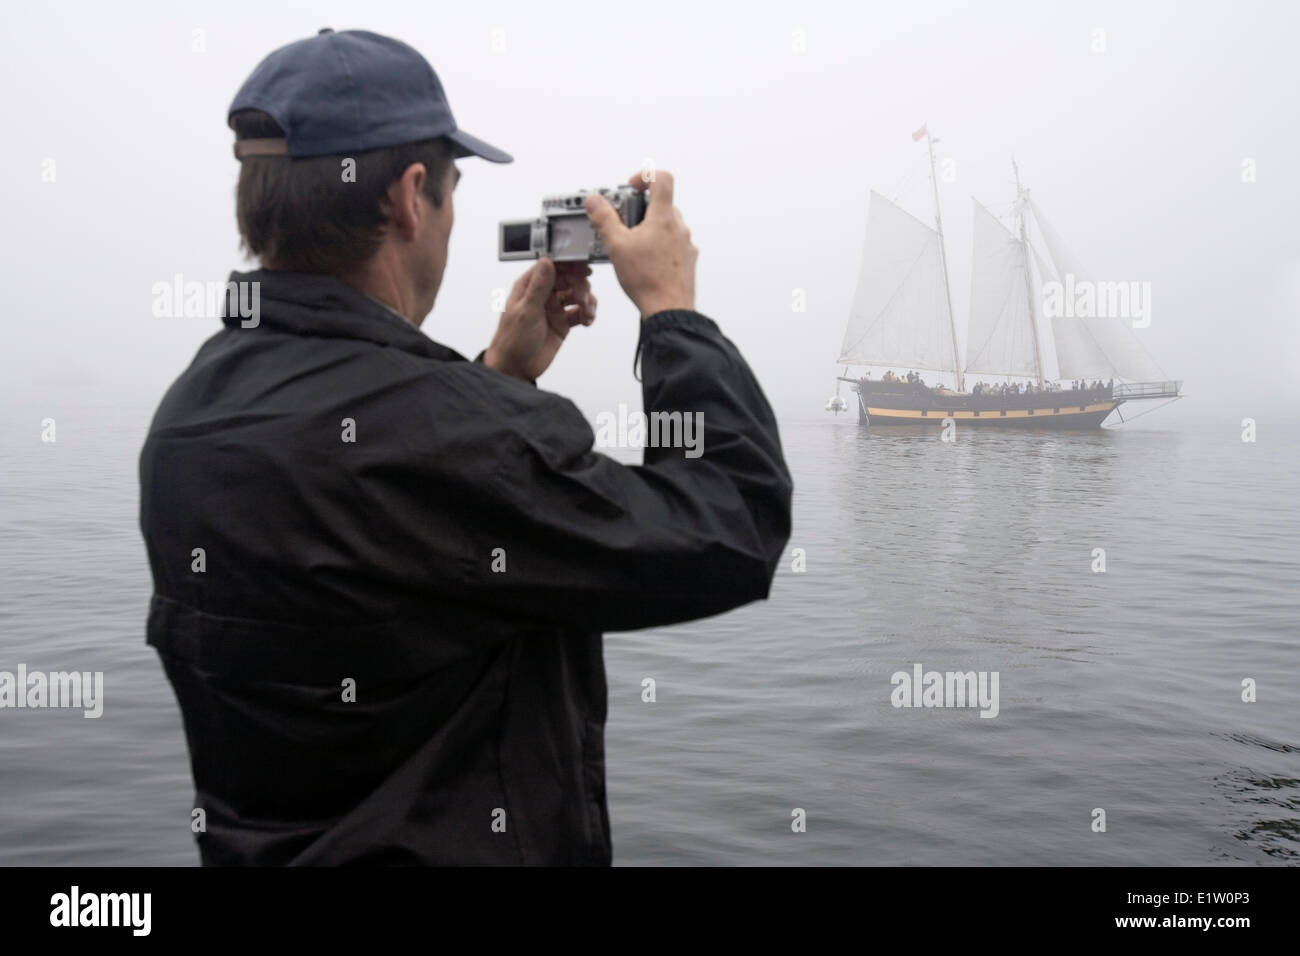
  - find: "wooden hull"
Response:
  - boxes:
[854,382,1120,429]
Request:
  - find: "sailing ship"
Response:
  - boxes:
[827,127,1181,428]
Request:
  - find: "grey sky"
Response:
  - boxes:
[3,0,1296,427]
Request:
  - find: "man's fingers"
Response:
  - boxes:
[626,169,674,217]
[558,291,596,328]
[548,273,596,320]
[584,194,628,251]
[505,267,533,310]
[548,269,594,322]
[506,257,557,313]
[516,257,554,317]
[552,262,592,293]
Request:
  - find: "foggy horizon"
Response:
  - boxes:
[4,0,1297,431]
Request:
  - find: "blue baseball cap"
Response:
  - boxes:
[228,28,512,163]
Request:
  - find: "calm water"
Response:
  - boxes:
[1,406,1296,865]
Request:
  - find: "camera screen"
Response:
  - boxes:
[501,223,532,254]
[548,214,596,261]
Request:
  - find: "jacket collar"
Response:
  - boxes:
[221,268,467,363]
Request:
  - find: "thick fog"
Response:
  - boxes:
[3,0,1296,426]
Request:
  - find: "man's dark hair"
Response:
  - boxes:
[230,109,456,275]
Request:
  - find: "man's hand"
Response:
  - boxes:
[484,258,596,381]
[584,170,697,320]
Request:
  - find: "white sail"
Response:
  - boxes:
[965,200,1040,378]
[1030,198,1167,383]
[837,191,957,373]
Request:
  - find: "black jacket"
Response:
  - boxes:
[139,269,792,865]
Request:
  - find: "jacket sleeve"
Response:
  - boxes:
[439,309,792,633]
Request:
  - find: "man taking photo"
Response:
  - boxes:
[139,27,792,865]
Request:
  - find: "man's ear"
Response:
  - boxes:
[384,162,428,241]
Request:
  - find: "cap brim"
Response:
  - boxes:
[446,128,512,163]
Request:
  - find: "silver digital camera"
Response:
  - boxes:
[498,186,647,263]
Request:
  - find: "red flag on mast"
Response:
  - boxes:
[912,124,928,142]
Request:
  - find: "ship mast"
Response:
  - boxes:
[924,128,964,392]
[1013,159,1046,388]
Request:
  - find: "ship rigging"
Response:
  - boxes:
[827,126,1181,428]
